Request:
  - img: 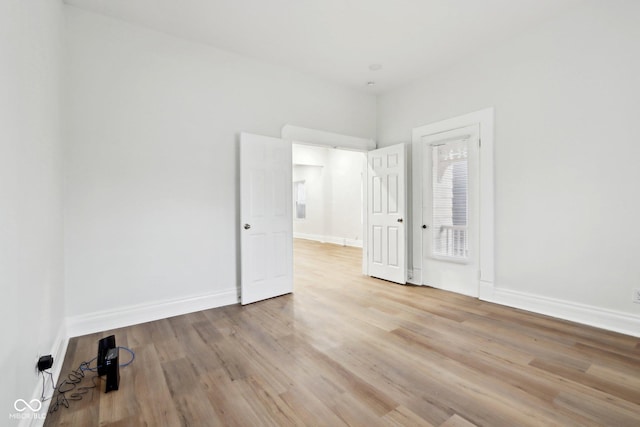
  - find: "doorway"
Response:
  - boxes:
[282,126,410,292]
[283,125,375,281]
[291,143,365,259]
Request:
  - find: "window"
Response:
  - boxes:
[293,180,306,219]
[432,139,468,259]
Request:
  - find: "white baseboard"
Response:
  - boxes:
[294,232,363,248]
[22,324,68,427]
[21,290,236,426]
[480,283,640,338]
[66,289,238,338]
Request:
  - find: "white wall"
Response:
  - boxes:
[293,145,364,246]
[327,148,365,245]
[0,0,66,422]
[378,0,640,331]
[293,145,327,242]
[63,7,376,329]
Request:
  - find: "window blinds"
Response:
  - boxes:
[431,139,469,259]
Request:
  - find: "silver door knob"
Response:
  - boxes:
[397,218,403,223]
[243,224,251,230]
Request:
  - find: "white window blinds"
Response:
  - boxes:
[431,139,469,259]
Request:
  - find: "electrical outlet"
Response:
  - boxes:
[633,288,640,304]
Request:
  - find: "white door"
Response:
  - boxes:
[421,125,479,296]
[240,132,293,304]
[366,144,407,284]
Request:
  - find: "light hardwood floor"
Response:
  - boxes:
[45,239,640,426]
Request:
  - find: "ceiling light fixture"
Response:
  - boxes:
[366,81,376,86]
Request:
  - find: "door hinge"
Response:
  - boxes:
[478,138,482,148]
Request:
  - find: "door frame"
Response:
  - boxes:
[411,108,495,296]
[282,125,375,275]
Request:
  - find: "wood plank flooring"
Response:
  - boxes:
[44,239,640,426]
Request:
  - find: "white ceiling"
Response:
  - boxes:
[64,0,584,94]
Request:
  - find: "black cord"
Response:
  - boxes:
[40,369,56,402]
[46,346,136,414]
[48,361,99,414]
[40,372,46,401]
[80,346,135,372]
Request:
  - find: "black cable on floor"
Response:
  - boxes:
[46,346,135,414]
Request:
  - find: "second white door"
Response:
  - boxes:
[366,144,407,284]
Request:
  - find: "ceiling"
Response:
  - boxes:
[64,0,584,94]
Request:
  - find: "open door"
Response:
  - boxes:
[366,143,407,284]
[240,132,293,304]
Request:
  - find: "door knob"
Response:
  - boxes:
[422,224,429,229]
[397,218,403,223]
[243,224,251,230]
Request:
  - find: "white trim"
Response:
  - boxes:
[481,285,640,338]
[361,155,369,275]
[479,280,495,300]
[407,269,421,285]
[411,108,495,293]
[294,232,363,248]
[66,289,237,338]
[24,324,68,427]
[282,124,375,151]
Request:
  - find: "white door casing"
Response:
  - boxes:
[240,132,293,305]
[366,143,407,284]
[421,125,479,296]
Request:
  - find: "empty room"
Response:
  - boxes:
[2,0,639,426]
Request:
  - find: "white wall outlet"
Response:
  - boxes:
[633,288,640,304]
